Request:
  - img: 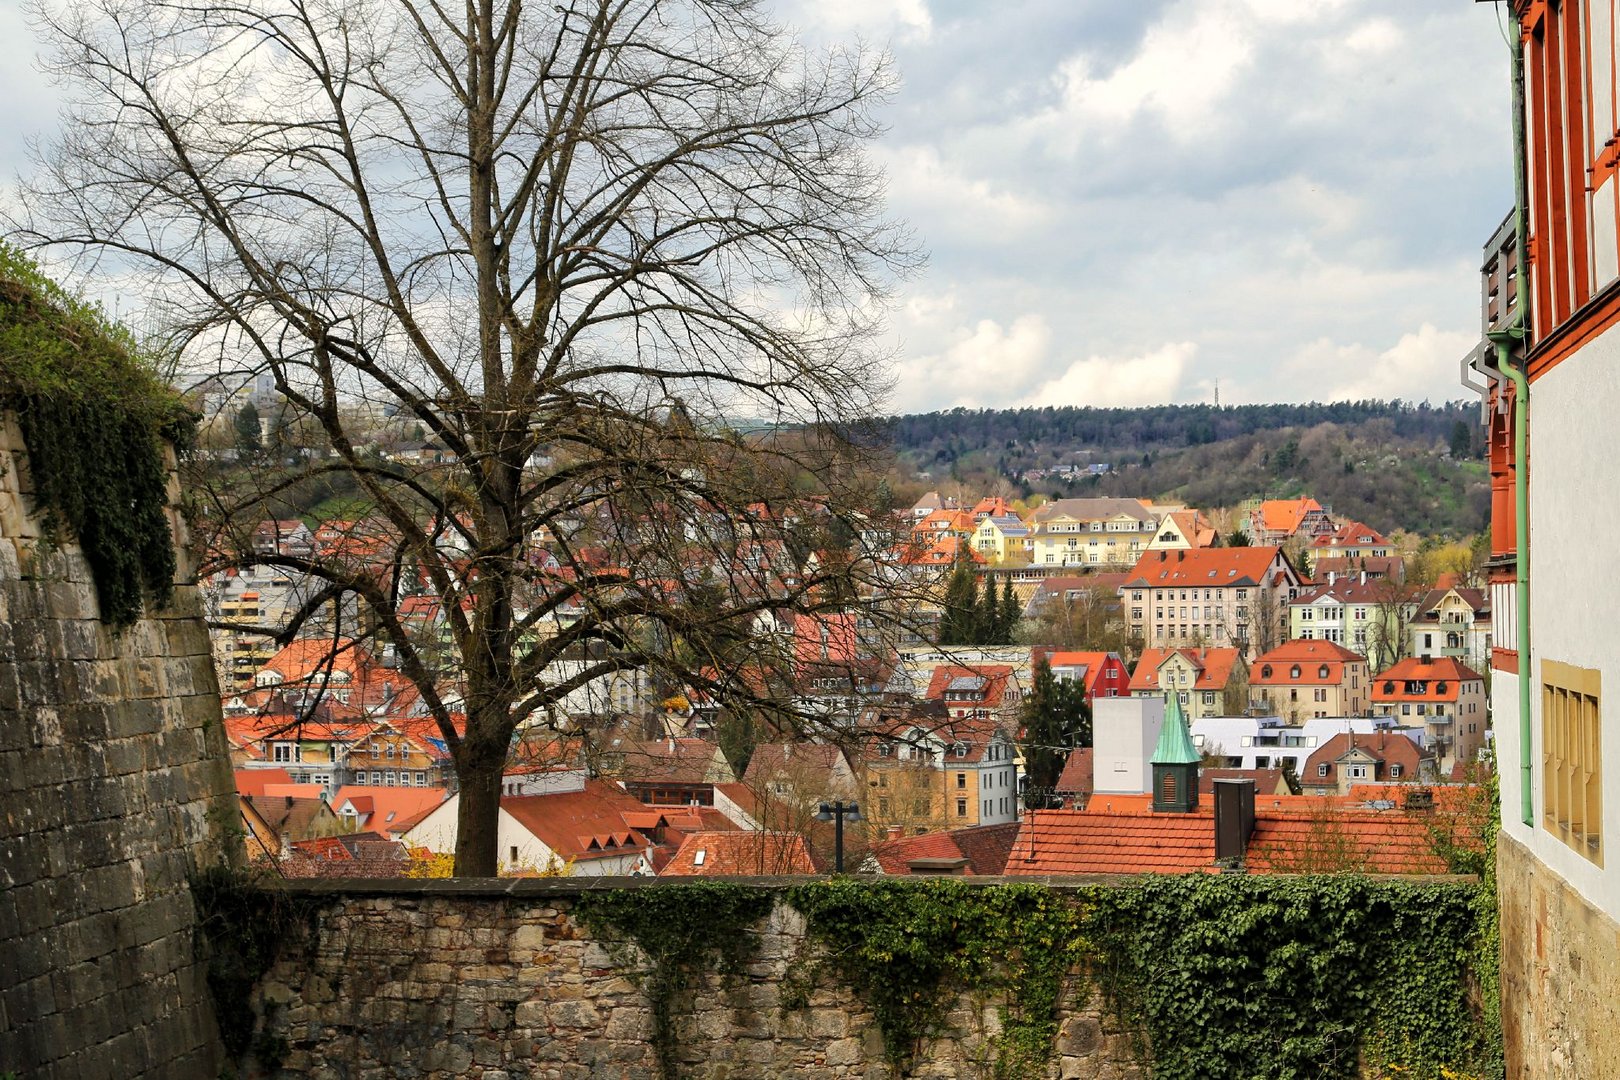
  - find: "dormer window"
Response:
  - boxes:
[1261,665,1273,679]
[1290,665,1301,679]
[878,742,892,757]
[953,743,968,758]
[1318,665,1330,679]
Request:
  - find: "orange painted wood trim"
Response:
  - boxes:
[1526,275,1620,381]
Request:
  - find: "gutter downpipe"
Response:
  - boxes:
[1484,6,1534,827]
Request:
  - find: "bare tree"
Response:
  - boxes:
[15,0,916,873]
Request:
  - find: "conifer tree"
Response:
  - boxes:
[1020,656,1092,809]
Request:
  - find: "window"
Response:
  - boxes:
[384,771,396,785]
[273,743,295,763]
[1290,665,1301,679]
[510,846,519,865]
[1543,660,1602,862]
[1348,765,1368,779]
[957,798,967,817]
[878,742,892,757]
[879,797,890,814]
[1261,665,1273,679]
[1318,665,1330,679]
[1317,764,1330,777]
[954,743,968,758]
[957,772,967,789]
[1390,765,1403,779]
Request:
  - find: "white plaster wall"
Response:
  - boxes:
[1518,328,1620,918]
[1093,696,1163,795]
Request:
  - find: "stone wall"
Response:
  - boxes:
[0,413,240,1078]
[1499,831,1620,1079]
[243,878,1141,1080]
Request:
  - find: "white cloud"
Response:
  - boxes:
[1043,3,1254,141]
[879,145,1051,235]
[1314,324,1479,403]
[779,0,932,42]
[889,313,1053,412]
[1024,342,1196,408]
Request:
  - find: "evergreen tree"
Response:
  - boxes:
[997,578,1020,643]
[233,401,262,459]
[1226,528,1251,547]
[938,552,978,646]
[1020,657,1092,809]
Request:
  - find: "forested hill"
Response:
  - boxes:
[882,400,1488,538]
[885,400,1473,455]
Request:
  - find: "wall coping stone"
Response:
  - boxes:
[271,872,1477,901]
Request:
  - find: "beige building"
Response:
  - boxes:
[1121,546,1304,658]
[1249,639,1370,722]
[1027,498,1159,568]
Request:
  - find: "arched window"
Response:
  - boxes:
[1261,665,1273,679]
[1290,665,1301,679]
[1318,665,1330,679]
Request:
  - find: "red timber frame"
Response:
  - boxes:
[1519,0,1620,380]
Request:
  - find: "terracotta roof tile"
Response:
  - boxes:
[661,831,819,875]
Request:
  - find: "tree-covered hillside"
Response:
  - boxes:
[883,401,1487,538]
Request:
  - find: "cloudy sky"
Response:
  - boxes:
[0,0,1516,413]
[769,0,1517,412]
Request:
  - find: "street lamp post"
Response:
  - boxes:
[815,800,861,874]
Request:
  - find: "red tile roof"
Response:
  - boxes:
[1006,801,1451,876]
[923,664,1014,706]
[1055,748,1093,797]
[1247,811,1450,874]
[1005,810,1217,875]
[1124,546,1290,589]
[1302,732,1434,786]
[867,822,1020,875]
[1370,656,1485,702]
[661,831,819,875]
[1310,520,1389,549]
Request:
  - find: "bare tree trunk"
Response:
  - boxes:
[453,749,506,876]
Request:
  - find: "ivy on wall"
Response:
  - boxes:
[1087,875,1496,1080]
[572,882,775,1080]
[0,244,192,627]
[786,878,1085,1076]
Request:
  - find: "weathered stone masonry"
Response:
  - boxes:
[244,877,1142,1080]
[0,413,240,1079]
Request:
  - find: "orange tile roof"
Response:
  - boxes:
[500,782,657,863]
[234,768,294,795]
[1129,647,1243,693]
[329,785,450,836]
[661,831,819,875]
[1124,546,1289,589]
[1250,639,1366,685]
[1256,498,1324,536]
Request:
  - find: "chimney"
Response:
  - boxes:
[1359,571,1367,585]
[1328,571,1337,585]
[1212,779,1256,870]
[887,825,903,840]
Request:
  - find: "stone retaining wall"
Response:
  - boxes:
[242,878,1142,1080]
[1498,831,1620,1079]
[0,413,240,1078]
